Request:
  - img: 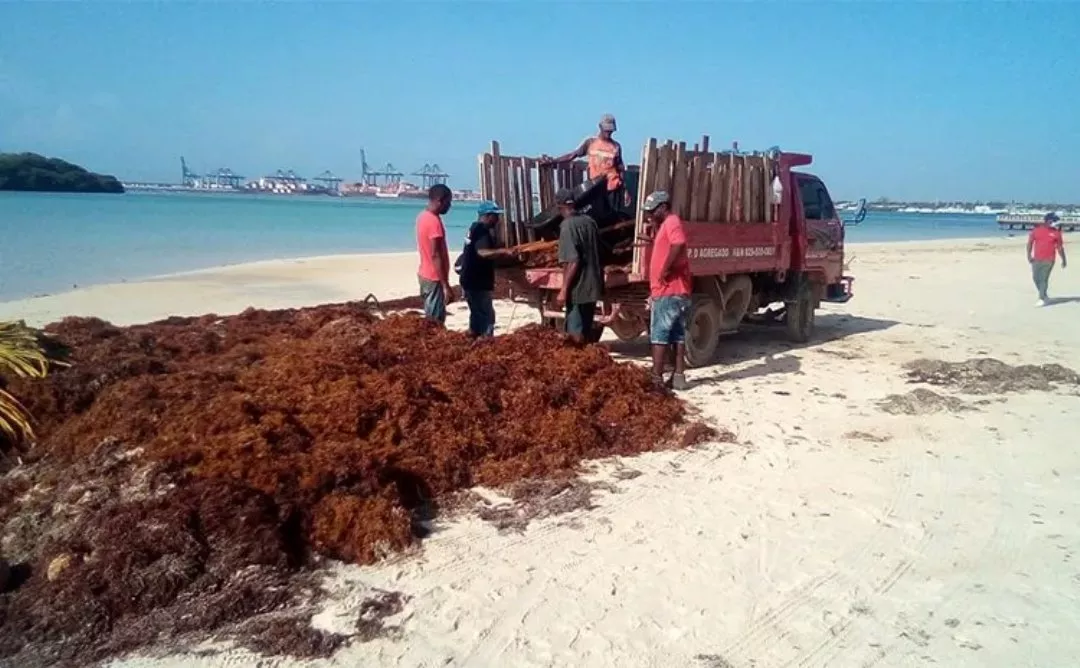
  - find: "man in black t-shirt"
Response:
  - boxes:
[554,188,604,343]
[458,200,502,337]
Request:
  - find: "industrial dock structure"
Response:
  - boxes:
[124,153,480,201]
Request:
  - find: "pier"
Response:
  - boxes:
[997,214,1078,232]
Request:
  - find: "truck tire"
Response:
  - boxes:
[608,316,645,342]
[684,295,721,368]
[719,275,753,331]
[785,281,815,343]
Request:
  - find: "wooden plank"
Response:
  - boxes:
[520,158,535,241]
[478,153,489,200]
[701,135,710,154]
[654,141,672,195]
[767,156,776,223]
[693,150,709,221]
[490,143,508,246]
[508,162,520,246]
[541,163,553,211]
[705,152,722,222]
[671,142,689,220]
[632,138,657,277]
[765,156,774,223]
[490,141,502,204]
[686,149,698,220]
[725,153,735,222]
[742,155,751,223]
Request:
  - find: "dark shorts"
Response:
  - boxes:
[650,295,691,345]
[418,276,446,324]
[565,302,597,337]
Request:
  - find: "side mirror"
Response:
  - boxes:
[844,198,867,226]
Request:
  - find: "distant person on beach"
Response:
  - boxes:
[416,184,454,324]
[1028,212,1067,307]
[554,188,604,344]
[456,200,503,337]
[539,114,628,213]
[642,191,692,390]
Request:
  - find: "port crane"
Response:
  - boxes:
[359,149,377,186]
[266,169,304,187]
[313,170,343,193]
[180,156,200,187]
[208,167,243,188]
[412,163,449,189]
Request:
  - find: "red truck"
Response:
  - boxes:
[478,137,863,367]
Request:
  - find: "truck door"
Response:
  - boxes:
[796,176,843,256]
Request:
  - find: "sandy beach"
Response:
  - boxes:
[3,236,1078,667]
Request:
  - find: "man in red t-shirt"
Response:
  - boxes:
[1027,212,1068,306]
[416,184,455,323]
[643,191,692,390]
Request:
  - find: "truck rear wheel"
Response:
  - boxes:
[608,316,645,342]
[684,296,721,368]
[785,282,815,343]
[720,275,753,331]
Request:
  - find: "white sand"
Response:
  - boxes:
[4,237,1079,667]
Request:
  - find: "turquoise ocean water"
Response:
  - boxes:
[0,191,1009,301]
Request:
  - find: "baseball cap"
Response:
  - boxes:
[599,114,617,132]
[1045,212,1060,224]
[642,190,670,212]
[555,188,575,205]
[477,200,503,216]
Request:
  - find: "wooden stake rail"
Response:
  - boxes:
[477,141,590,249]
[631,135,779,276]
[635,136,778,226]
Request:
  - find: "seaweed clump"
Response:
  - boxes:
[0,301,711,664]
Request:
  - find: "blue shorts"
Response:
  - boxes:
[418,277,446,324]
[650,295,691,345]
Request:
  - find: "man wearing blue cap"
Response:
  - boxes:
[457,200,503,336]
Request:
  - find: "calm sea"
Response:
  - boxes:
[0,191,1008,301]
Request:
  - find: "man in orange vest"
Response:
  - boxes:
[540,114,628,214]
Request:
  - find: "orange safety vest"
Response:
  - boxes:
[586,136,623,191]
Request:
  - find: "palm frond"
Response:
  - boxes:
[0,320,60,446]
[0,387,34,443]
[0,321,49,379]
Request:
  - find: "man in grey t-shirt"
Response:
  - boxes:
[555,188,604,343]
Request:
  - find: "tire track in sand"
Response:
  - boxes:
[715,438,926,667]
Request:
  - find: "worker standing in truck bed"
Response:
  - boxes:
[554,188,604,343]
[540,114,628,214]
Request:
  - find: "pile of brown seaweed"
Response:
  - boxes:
[0,302,711,665]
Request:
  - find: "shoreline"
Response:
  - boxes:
[0,236,1024,307]
[0,237,1031,329]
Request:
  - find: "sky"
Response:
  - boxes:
[1,1,1077,203]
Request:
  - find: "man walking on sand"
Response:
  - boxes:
[642,191,692,390]
[554,188,604,344]
[457,200,503,337]
[1028,212,1067,307]
[416,184,455,324]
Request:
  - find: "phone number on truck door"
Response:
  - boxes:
[689,246,776,260]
